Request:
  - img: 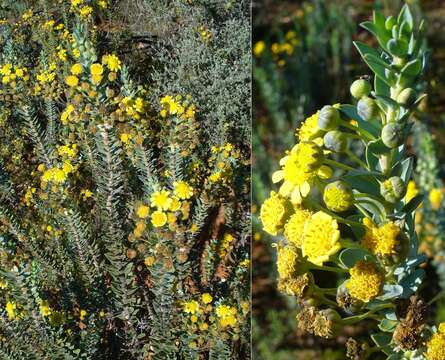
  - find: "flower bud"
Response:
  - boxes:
[380,176,406,203]
[357,96,378,121]
[323,130,347,153]
[385,16,396,30]
[397,88,417,107]
[350,79,371,99]
[381,122,403,148]
[323,180,354,212]
[318,105,340,131]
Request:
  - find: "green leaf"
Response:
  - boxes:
[371,333,393,355]
[375,94,399,109]
[377,284,403,301]
[347,215,365,239]
[402,194,423,214]
[338,248,373,268]
[387,38,409,57]
[345,174,381,197]
[364,54,392,71]
[400,269,425,298]
[400,157,413,182]
[397,4,414,32]
[378,319,398,332]
[354,42,392,86]
[374,75,390,98]
[401,59,421,77]
[338,104,381,137]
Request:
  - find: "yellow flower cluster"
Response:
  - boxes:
[160,94,197,120]
[361,218,400,256]
[426,323,445,360]
[345,261,384,302]
[260,191,288,236]
[208,143,240,184]
[215,304,237,327]
[41,162,75,184]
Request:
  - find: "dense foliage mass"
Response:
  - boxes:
[0,1,250,359]
[259,4,445,359]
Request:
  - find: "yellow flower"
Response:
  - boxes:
[39,300,51,317]
[0,63,12,76]
[173,181,193,200]
[284,209,311,247]
[102,54,121,72]
[253,41,266,57]
[65,75,79,87]
[297,111,322,142]
[71,0,84,6]
[120,133,131,144]
[90,63,104,76]
[150,190,172,211]
[168,197,181,212]
[429,188,443,210]
[426,323,445,360]
[345,261,383,302]
[323,180,354,212]
[6,301,16,320]
[405,180,419,203]
[183,300,200,314]
[61,104,75,123]
[79,309,87,320]
[151,211,167,227]
[301,211,340,265]
[260,191,288,236]
[136,204,150,219]
[361,218,400,256]
[201,293,213,304]
[0,280,7,289]
[144,256,155,267]
[79,5,93,17]
[215,305,237,327]
[71,63,82,75]
[277,245,300,279]
[91,74,102,85]
[272,141,323,204]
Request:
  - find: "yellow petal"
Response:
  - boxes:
[279,155,289,166]
[279,181,293,197]
[272,170,284,183]
[290,187,302,204]
[300,182,311,197]
[317,165,333,179]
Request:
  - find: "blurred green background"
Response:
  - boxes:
[252,0,445,358]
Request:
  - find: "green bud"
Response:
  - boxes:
[385,16,396,30]
[323,180,354,212]
[380,176,406,203]
[357,96,378,121]
[350,79,371,99]
[318,105,340,131]
[381,122,403,148]
[397,88,417,107]
[323,130,347,153]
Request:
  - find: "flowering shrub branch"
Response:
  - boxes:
[260,5,443,359]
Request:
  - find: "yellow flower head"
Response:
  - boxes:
[168,197,181,212]
[102,54,121,72]
[183,300,200,314]
[39,300,51,317]
[150,190,172,211]
[71,63,82,75]
[173,181,194,200]
[301,211,340,265]
[260,191,288,236]
[6,301,16,320]
[65,75,79,87]
[405,180,419,203]
[346,261,383,302]
[426,323,445,360]
[361,218,400,256]
[79,5,93,17]
[272,141,323,204]
[201,293,213,304]
[151,210,167,227]
[429,188,443,210]
[284,208,311,247]
[253,41,266,57]
[215,304,237,327]
[79,309,87,320]
[277,245,300,279]
[136,204,150,219]
[323,181,354,212]
[297,111,322,142]
[90,63,104,76]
